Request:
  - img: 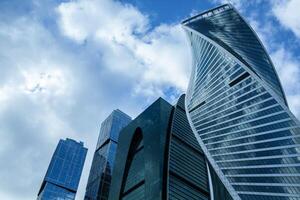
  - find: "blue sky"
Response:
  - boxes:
[0,0,299,199]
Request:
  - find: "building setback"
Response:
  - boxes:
[37,138,87,200]
[84,109,131,200]
[183,3,300,200]
[108,95,230,200]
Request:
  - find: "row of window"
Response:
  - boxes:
[208,128,300,150]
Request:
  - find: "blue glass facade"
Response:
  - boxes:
[85,109,131,200]
[37,138,87,200]
[183,4,300,200]
[96,110,132,150]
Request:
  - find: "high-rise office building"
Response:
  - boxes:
[84,109,131,200]
[37,138,87,200]
[108,95,230,200]
[183,4,300,200]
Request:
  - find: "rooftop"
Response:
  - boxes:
[181,4,232,25]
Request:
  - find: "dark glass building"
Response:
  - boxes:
[37,138,87,200]
[108,95,230,200]
[84,109,131,200]
[183,4,300,200]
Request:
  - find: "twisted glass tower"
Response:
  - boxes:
[183,4,300,200]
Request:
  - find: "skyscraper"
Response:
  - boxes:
[108,95,229,199]
[37,138,87,200]
[183,4,300,200]
[84,109,131,200]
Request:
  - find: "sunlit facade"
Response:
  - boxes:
[37,138,87,200]
[183,4,300,200]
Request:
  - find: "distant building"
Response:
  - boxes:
[37,138,87,200]
[84,109,131,200]
[108,95,229,200]
[183,3,300,199]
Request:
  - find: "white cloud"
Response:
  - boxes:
[56,0,148,43]
[270,47,300,118]
[0,16,83,199]
[288,94,300,118]
[56,0,190,99]
[271,48,300,93]
[272,0,300,38]
[212,0,242,10]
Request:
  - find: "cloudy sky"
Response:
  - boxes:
[0,0,299,199]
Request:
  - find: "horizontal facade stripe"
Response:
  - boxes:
[191,79,261,119]
[197,97,276,131]
[192,84,265,122]
[197,111,287,137]
[213,144,300,157]
[192,64,245,109]
[193,52,226,91]
[193,85,269,126]
[209,134,300,152]
[203,118,293,142]
[194,50,235,91]
[197,103,280,133]
[220,163,300,170]
[192,65,248,107]
[231,182,300,187]
[216,153,300,163]
[237,191,300,198]
[192,53,242,95]
[228,173,300,177]
[205,126,300,146]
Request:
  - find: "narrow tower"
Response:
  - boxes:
[84,109,131,200]
[37,138,87,200]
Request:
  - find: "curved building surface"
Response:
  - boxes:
[183,4,300,200]
[109,96,231,199]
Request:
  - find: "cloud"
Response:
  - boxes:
[0,14,82,200]
[56,0,190,99]
[270,47,300,117]
[56,0,149,43]
[0,0,190,199]
[271,48,300,94]
[272,0,300,38]
[212,0,242,8]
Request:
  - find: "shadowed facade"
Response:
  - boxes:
[108,95,230,199]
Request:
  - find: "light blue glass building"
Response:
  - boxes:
[37,138,87,200]
[183,4,300,200]
[84,109,131,200]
